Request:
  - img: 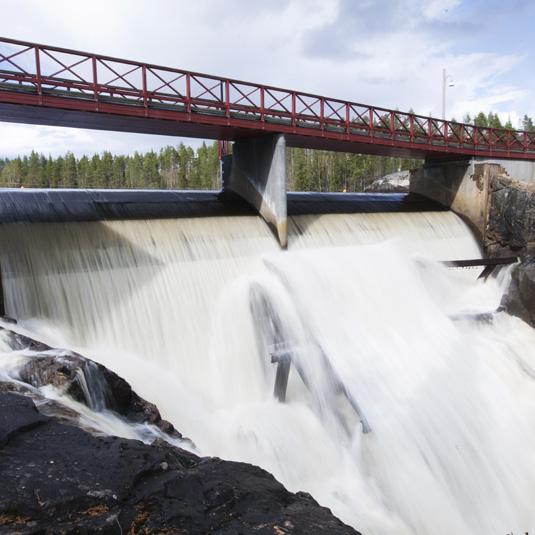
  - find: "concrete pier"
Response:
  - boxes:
[222,134,287,247]
[410,158,492,240]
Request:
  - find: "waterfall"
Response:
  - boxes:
[1,206,534,534]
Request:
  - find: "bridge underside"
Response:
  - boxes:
[0,100,510,161]
[0,101,428,159]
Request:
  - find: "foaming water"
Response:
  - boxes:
[1,208,534,534]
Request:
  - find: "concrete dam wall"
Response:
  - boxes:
[410,158,535,252]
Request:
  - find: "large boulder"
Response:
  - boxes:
[1,326,183,439]
[486,176,535,250]
[0,328,359,534]
[501,254,535,327]
[0,393,358,534]
[480,176,535,328]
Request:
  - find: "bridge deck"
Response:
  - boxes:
[1,37,535,160]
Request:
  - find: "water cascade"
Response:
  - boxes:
[1,207,534,534]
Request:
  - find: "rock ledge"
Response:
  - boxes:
[0,327,358,534]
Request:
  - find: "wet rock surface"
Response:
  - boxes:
[486,177,535,250]
[1,328,51,352]
[0,392,357,534]
[1,326,183,439]
[501,252,535,327]
[482,176,535,328]
[0,329,358,534]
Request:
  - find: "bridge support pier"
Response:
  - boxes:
[410,158,493,240]
[222,134,287,247]
[410,158,535,249]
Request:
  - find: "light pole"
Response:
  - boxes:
[442,68,455,120]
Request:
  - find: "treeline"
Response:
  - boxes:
[287,150,419,192]
[460,111,535,131]
[0,142,421,192]
[0,142,220,190]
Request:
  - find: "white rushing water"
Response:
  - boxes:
[1,208,535,534]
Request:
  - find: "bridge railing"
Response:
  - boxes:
[1,36,535,156]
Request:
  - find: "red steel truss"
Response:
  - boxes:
[1,36,535,160]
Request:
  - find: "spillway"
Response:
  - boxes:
[1,192,534,534]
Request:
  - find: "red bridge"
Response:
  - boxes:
[1,36,535,160]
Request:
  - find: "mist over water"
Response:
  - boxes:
[1,209,535,534]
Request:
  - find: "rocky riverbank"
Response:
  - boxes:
[483,175,535,327]
[500,252,535,327]
[0,326,358,534]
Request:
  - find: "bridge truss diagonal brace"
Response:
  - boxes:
[222,134,288,247]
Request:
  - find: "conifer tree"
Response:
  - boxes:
[522,115,534,132]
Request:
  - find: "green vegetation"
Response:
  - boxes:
[287,149,419,192]
[0,142,220,190]
[461,111,535,131]
[0,142,420,192]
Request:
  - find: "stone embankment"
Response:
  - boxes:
[0,326,358,534]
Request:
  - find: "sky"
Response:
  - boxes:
[1,0,534,158]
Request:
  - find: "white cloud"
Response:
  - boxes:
[497,111,523,129]
[0,124,205,158]
[421,0,461,19]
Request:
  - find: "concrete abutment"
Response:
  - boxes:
[411,157,535,326]
[410,157,535,250]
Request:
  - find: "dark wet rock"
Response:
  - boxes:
[0,392,358,534]
[34,397,85,425]
[19,354,88,404]
[0,383,80,428]
[486,177,535,250]
[0,393,49,448]
[98,361,178,435]
[483,177,535,327]
[7,331,184,440]
[0,328,358,533]
[501,254,535,327]
[0,380,35,397]
[0,327,51,352]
